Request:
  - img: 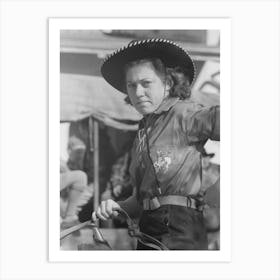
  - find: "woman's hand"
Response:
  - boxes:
[92,199,121,221]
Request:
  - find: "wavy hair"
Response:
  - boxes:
[123,58,192,104]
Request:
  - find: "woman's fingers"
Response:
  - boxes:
[100,201,110,219]
[112,210,119,217]
[92,199,120,221]
[92,210,106,221]
[96,206,108,221]
[105,201,113,216]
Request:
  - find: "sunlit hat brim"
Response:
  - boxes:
[101,38,196,94]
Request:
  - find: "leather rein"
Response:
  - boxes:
[60,208,169,251]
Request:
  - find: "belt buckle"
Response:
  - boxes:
[150,197,160,210]
[186,197,192,208]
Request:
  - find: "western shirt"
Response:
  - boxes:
[129,97,220,201]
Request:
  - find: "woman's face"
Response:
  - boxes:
[125,61,169,115]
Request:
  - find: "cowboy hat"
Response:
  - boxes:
[101,38,196,94]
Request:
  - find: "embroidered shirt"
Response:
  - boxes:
[129,97,220,201]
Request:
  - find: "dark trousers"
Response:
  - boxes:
[137,205,208,250]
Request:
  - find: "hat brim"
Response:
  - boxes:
[101,39,196,94]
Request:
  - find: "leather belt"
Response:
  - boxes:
[142,195,197,211]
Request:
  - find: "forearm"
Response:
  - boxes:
[185,105,220,143]
[118,189,142,218]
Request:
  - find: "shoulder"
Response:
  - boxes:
[170,98,204,116]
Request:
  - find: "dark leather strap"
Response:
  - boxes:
[120,208,169,250]
[60,208,169,250]
[60,220,91,239]
[143,120,162,196]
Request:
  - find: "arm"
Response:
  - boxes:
[92,188,142,221]
[118,187,142,218]
[184,105,220,142]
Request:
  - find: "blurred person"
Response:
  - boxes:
[101,152,133,228]
[67,136,87,171]
[60,137,91,228]
[92,39,220,250]
[110,152,133,201]
[60,161,87,228]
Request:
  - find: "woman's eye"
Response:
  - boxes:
[127,83,135,89]
[142,81,151,87]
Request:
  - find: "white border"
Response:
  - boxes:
[49,18,231,262]
[1,0,279,279]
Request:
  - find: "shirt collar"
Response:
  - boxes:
[139,97,180,128]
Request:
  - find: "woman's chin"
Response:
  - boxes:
[135,104,153,115]
[136,107,153,115]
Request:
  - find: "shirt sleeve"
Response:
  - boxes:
[183,105,220,143]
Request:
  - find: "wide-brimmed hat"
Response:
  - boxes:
[101,38,196,94]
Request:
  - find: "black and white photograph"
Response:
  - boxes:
[49,18,231,261]
[1,1,280,279]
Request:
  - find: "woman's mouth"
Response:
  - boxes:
[136,100,150,106]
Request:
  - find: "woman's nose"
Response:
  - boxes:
[135,84,145,97]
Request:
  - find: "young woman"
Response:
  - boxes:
[92,38,220,250]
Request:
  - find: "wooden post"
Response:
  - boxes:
[93,119,99,214]
[89,117,99,225]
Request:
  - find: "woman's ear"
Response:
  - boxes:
[165,75,173,92]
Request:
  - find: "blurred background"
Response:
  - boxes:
[60,30,220,250]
